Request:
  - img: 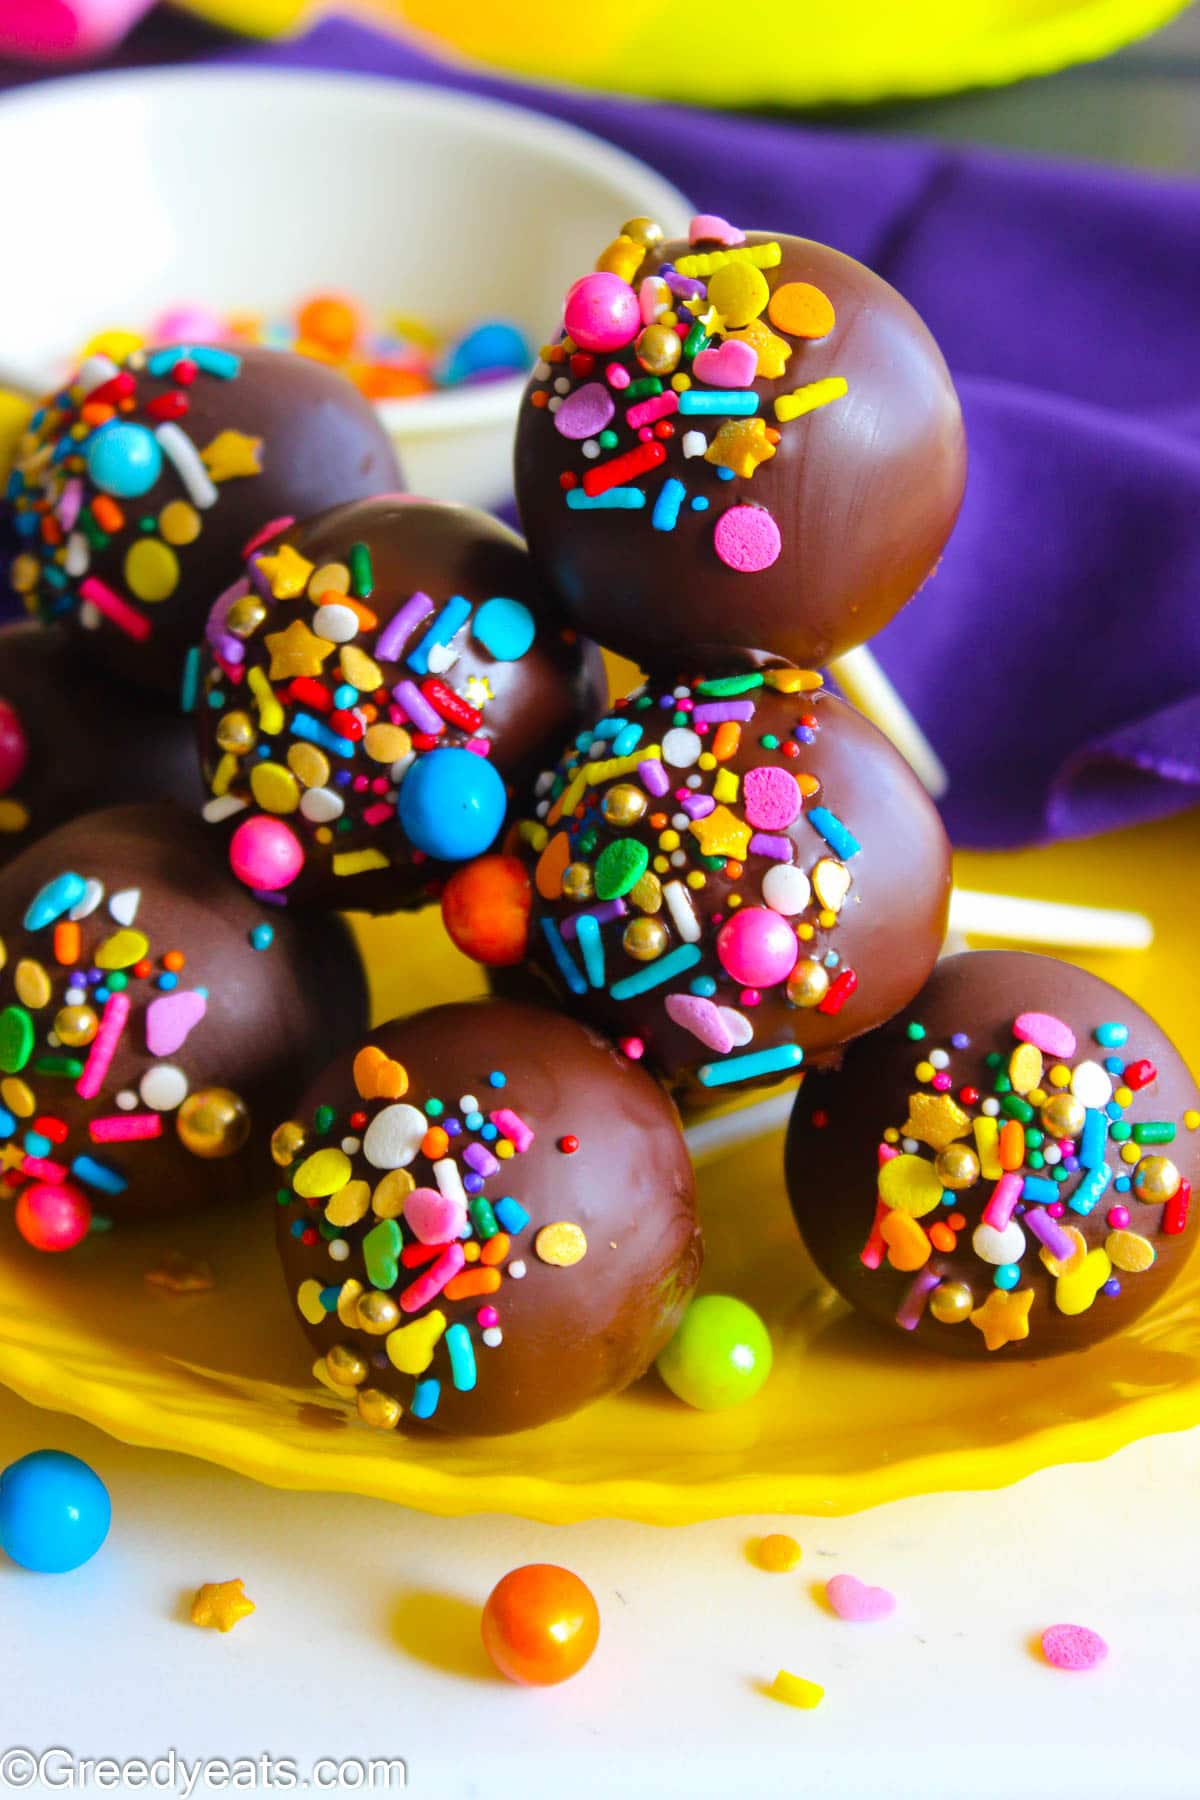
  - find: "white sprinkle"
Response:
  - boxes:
[362,1102,426,1170]
[902,1137,919,1154]
[929,1049,950,1070]
[482,1327,503,1348]
[664,879,701,943]
[64,533,89,578]
[661,727,702,768]
[312,602,359,644]
[115,1090,138,1112]
[69,878,104,921]
[581,438,600,459]
[508,1260,527,1280]
[108,887,140,926]
[459,1095,478,1115]
[553,376,571,395]
[682,430,708,459]
[203,795,247,824]
[155,423,218,508]
[982,1097,1001,1117]
[340,1136,361,1155]
[762,864,811,916]
[329,1239,350,1263]
[139,1065,188,1112]
[76,354,120,396]
[533,359,552,381]
[434,1157,467,1207]
[64,986,86,1007]
[79,601,102,631]
[300,787,344,824]
[671,813,689,829]
[670,850,687,867]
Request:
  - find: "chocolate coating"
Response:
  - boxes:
[9,345,401,697]
[274,999,702,1435]
[0,804,366,1229]
[508,669,950,1101]
[514,227,966,672]
[787,952,1200,1359]
[197,497,606,912]
[0,621,203,869]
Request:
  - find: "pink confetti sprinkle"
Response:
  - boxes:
[693,339,758,389]
[1014,1011,1077,1060]
[1041,1624,1108,1672]
[554,380,615,441]
[826,1574,896,1622]
[713,506,781,574]
[743,764,802,831]
[665,993,735,1055]
[145,989,207,1058]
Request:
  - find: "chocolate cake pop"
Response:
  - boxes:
[786,951,1200,1357]
[7,344,401,697]
[0,804,366,1243]
[0,621,203,868]
[196,497,606,913]
[273,999,702,1435]
[514,216,966,673]
[452,667,950,1100]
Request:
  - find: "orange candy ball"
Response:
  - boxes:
[296,294,363,358]
[481,1564,600,1686]
[441,855,533,967]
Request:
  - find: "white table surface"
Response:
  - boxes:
[2,1379,1195,1798]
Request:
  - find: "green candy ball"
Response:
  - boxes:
[656,1295,773,1411]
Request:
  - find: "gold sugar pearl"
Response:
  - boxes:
[357,1291,400,1334]
[325,1343,368,1387]
[623,917,669,963]
[1133,1155,1182,1203]
[562,862,594,902]
[225,595,268,638]
[357,1387,402,1430]
[53,1004,99,1048]
[622,216,664,249]
[935,1144,981,1191]
[1041,1093,1086,1140]
[216,710,257,757]
[176,1088,251,1160]
[535,1222,588,1268]
[270,1119,307,1168]
[602,783,648,828]
[929,1281,973,1324]
[786,958,830,1008]
[635,323,682,376]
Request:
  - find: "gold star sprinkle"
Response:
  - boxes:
[969,1287,1034,1352]
[265,618,335,681]
[190,1579,256,1633]
[145,1252,215,1295]
[464,674,494,708]
[728,317,793,380]
[200,430,263,483]
[704,417,778,480]
[255,543,314,601]
[688,804,751,861]
[902,1092,972,1151]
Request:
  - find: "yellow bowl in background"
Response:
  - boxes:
[393,0,1191,106]
[0,807,1195,1521]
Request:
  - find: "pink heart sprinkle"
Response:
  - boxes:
[826,1574,896,1623]
[693,339,758,389]
[404,1186,466,1246]
[688,213,746,247]
[1041,1623,1108,1672]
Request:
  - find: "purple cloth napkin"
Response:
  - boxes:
[3,13,1199,846]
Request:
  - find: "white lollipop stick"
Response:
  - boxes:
[949,888,1154,951]
[828,643,948,798]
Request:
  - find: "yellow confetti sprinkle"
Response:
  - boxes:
[94,929,149,972]
[293,1147,352,1199]
[325,1181,371,1228]
[287,743,330,789]
[159,499,202,546]
[755,1533,802,1573]
[1008,1042,1044,1096]
[308,562,350,599]
[246,665,284,735]
[0,800,30,835]
[372,1169,414,1219]
[124,538,179,603]
[765,667,823,693]
[250,761,301,816]
[773,377,848,423]
[340,644,383,691]
[14,958,51,1009]
[386,1310,447,1375]
[296,1279,327,1325]
[768,1670,824,1710]
[332,849,390,878]
[1,1077,34,1117]
[1105,1229,1156,1274]
[1055,1247,1112,1317]
[363,723,411,764]
[535,1222,588,1267]
[190,1579,256,1634]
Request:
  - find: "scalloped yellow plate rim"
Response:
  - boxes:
[0,812,1196,1524]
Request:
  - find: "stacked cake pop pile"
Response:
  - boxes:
[0,213,1195,1454]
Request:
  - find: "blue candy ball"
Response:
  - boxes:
[0,1450,111,1573]
[85,422,163,498]
[397,748,507,863]
[441,319,531,384]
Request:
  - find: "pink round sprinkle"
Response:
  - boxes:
[554,380,615,441]
[229,816,304,891]
[1014,1011,1077,1060]
[477,1306,499,1329]
[1041,1624,1108,1672]
[619,1036,644,1060]
[404,1187,466,1246]
[743,764,802,831]
[562,272,639,353]
[713,506,782,574]
[1107,1205,1130,1229]
[0,699,29,795]
[932,1072,952,1092]
[716,907,798,989]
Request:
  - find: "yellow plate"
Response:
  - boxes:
[0,811,1195,1523]
[389,0,1191,107]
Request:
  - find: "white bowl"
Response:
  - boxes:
[0,68,690,507]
